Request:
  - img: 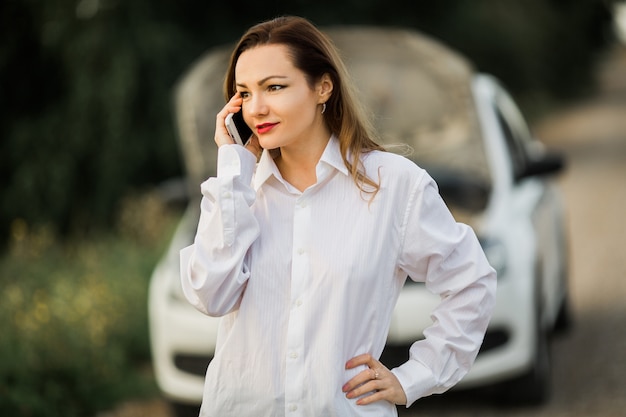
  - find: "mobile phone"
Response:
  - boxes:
[225,111,252,146]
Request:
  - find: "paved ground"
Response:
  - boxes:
[100,44,626,417]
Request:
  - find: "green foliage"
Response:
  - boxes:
[1,0,194,239]
[0,191,179,417]
[0,0,617,244]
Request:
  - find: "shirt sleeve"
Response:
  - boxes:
[391,172,497,406]
[180,144,260,316]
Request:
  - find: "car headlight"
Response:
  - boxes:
[169,268,189,303]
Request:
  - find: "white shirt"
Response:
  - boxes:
[180,136,496,417]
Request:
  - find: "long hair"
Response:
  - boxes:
[224,16,384,196]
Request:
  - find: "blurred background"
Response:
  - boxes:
[1,1,624,416]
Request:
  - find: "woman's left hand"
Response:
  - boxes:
[343,353,407,406]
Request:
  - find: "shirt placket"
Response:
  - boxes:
[284,194,310,416]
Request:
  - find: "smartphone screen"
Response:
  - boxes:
[225,111,253,146]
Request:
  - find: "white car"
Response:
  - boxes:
[148,27,569,416]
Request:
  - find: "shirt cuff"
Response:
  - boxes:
[391,359,437,407]
[217,144,257,182]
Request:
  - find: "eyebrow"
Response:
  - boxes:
[236,75,289,88]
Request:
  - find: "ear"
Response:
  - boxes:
[317,73,333,104]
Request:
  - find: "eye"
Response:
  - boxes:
[238,91,250,99]
[268,84,285,92]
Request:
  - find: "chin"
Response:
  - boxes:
[258,138,282,151]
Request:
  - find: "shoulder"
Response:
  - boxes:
[362,150,428,187]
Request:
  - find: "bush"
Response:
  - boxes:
[0,191,179,417]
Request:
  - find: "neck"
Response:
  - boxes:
[275,130,331,192]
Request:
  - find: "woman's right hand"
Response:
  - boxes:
[215,93,262,158]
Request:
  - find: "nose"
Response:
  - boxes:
[246,94,269,117]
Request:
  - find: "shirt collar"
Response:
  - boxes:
[253,134,348,191]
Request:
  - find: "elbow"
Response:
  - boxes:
[182,262,246,317]
[181,284,242,318]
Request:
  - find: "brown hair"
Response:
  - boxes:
[224,16,384,196]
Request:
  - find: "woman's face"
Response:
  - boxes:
[234,44,330,151]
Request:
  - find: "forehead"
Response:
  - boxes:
[235,44,300,83]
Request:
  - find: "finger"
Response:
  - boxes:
[355,388,387,406]
[345,353,376,370]
[226,91,243,108]
[344,377,379,399]
[353,369,408,406]
[215,94,244,146]
[343,353,379,392]
[342,368,376,394]
[217,93,244,120]
[344,353,408,406]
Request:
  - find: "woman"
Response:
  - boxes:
[180,16,496,416]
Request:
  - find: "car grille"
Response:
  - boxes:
[381,327,510,369]
[174,353,212,376]
[478,327,509,353]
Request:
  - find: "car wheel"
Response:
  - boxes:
[169,401,201,417]
[554,223,572,334]
[554,294,573,333]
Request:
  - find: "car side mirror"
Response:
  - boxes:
[518,151,565,180]
[425,167,490,212]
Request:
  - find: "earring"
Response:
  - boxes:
[321,103,326,114]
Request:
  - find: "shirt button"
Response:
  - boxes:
[223,192,232,199]
[297,248,305,255]
[295,299,303,307]
[289,351,298,359]
[288,404,298,412]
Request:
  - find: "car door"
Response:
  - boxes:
[491,85,566,330]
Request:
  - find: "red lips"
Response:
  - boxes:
[256,122,278,134]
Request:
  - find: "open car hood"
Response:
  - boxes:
[173,26,489,225]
